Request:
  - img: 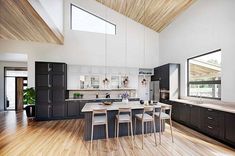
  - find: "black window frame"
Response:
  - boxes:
[70,3,116,35]
[187,49,221,100]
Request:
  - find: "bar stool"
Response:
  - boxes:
[134,106,157,149]
[154,105,174,144]
[91,109,108,148]
[115,107,134,149]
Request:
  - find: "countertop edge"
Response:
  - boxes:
[170,99,235,114]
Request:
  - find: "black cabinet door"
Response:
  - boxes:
[52,104,65,118]
[36,105,51,119]
[36,62,51,74]
[67,101,79,117]
[179,103,190,124]
[52,63,65,73]
[36,89,51,104]
[172,102,180,121]
[224,113,235,145]
[52,89,65,103]
[79,101,86,118]
[52,74,65,87]
[190,105,200,129]
[36,74,51,87]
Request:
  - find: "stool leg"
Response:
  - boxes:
[106,124,109,140]
[134,118,136,140]
[142,121,144,149]
[117,119,119,139]
[128,122,130,136]
[159,118,161,145]
[115,119,117,138]
[153,119,157,146]
[130,121,134,149]
[91,124,94,150]
[170,118,174,143]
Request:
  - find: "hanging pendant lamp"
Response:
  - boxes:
[123,0,128,88]
[103,5,109,87]
[141,0,147,86]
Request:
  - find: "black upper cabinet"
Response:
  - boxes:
[35,62,67,120]
[36,62,51,74]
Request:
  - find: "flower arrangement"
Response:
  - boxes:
[121,92,129,99]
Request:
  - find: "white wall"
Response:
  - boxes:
[0,61,27,110]
[0,0,159,87]
[159,0,235,102]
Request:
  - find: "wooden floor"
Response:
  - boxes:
[0,111,234,156]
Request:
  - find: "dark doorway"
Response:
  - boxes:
[4,67,27,111]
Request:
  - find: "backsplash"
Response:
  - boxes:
[68,89,137,99]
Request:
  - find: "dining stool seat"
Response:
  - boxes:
[135,113,154,122]
[93,115,107,125]
[115,114,131,123]
[154,112,170,119]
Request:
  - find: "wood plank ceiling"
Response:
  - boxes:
[96,0,196,32]
[0,0,63,44]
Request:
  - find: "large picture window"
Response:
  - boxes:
[71,4,116,35]
[187,49,221,99]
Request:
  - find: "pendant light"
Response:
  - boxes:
[103,4,109,87]
[141,0,147,86]
[123,0,129,88]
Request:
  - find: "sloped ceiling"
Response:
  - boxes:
[96,0,196,32]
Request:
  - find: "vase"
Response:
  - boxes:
[122,98,129,103]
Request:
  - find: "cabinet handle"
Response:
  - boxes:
[207,109,213,111]
[48,105,50,117]
[48,75,51,87]
[207,117,213,120]
[207,126,213,129]
[48,91,51,103]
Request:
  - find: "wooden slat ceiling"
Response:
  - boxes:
[96,0,196,32]
[0,0,63,44]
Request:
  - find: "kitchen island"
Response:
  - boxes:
[81,101,169,140]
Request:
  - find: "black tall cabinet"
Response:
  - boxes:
[35,62,67,120]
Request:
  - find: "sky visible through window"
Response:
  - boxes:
[71,5,116,35]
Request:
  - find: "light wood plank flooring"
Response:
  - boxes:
[0,111,234,156]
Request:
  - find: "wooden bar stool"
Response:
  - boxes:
[115,107,134,149]
[154,105,174,144]
[134,106,157,149]
[91,109,109,148]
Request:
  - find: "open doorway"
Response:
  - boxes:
[4,67,27,111]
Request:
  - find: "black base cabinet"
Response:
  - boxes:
[170,100,235,148]
[224,113,235,146]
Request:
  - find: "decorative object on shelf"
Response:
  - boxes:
[141,76,147,86]
[103,77,109,85]
[23,87,36,118]
[123,76,129,88]
[140,100,144,104]
[73,93,83,99]
[105,93,110,98]
[121,91,129,103]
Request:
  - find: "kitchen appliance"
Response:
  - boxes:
[149,81,160,102]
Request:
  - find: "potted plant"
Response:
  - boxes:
[74,93,81,99]
[23,87,36,118]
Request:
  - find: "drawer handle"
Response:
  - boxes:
[208,126,213,129]
[207,109,213,111]
[207,117,213,120]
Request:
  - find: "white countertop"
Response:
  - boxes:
[81,101,169,112]
[171,99,235,114]
[65,97,139,101]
